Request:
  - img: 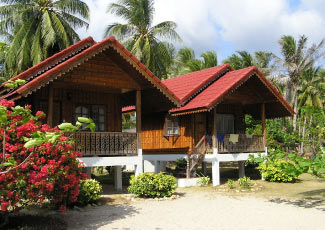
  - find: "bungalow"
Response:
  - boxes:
[123,64,294,186]
[0,36,182,190]
[1,37,294,188]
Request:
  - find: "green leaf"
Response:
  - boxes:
[24,139,44,149]
[78,117,93,124]
[58,123,78,132]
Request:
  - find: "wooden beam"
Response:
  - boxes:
[261,103,266,147]
[136,90,142,148]
[212,107,218,154]
[47,86,54,127]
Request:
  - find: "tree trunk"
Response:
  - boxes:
[300,115,307,155]
[284,80,293,105]
[292,84,299,131]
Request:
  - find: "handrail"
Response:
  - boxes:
[68,132,137,156]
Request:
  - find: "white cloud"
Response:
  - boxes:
[77,0,325,61]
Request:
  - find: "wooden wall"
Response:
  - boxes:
[31,85,122,132]
[142,112,193,154]
[141,104,245,154]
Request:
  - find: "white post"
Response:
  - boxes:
[85,167,91,178]
[154,160,160,174]
[160,161,166,172]
[238,161,245,178]
[135,149,143,176]
[114,166,123,191]
[212,107,220,186]
[212,158,220,186]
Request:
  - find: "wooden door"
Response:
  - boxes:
[194,113,206,145]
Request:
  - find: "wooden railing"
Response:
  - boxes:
[207,134,265,153]
[68,132,137,156]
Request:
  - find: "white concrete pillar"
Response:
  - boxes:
[85,167,91,178]
[135,149,143,176]
[238,161,245,178]
[114,166,122,191]
[154,160,160,173]
[160,161,166,172]
[212,159,220,186]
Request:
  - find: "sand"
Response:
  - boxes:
[63,189,325,230]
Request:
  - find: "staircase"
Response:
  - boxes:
[187,135,210,178]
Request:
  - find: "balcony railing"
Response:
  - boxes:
[68,132,137,156]
[207,134,265,153]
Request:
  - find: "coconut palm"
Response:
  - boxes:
[298,68,324,109]
[272,35,325,130]
[223,51,273,75]
[104,0,181,78]
[0,0,90,77]
[171,47,218,75]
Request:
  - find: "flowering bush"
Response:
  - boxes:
[0,99,87,215]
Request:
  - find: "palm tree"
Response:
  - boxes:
[171,47,218,75]
[104,0,181,78]
[272,35,325,130]
[299,68,324,109]
[298,68,324,154]
[0,0,90,77]
[223,51,273,75]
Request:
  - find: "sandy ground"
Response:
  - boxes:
[63,189,325,230]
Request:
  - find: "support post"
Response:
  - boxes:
[261,103,266,147]
[136,90,143,175]
[47,86,54,126]
[114,166,122,191]
[85,167,91,178]
[154,160,160,174]
[202,162,207,176]
[238,161,245,178]
[212,107,220,186]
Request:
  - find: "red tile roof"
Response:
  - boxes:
[170,66,295,115]
[163,64,231,103]
[0,37,182,106]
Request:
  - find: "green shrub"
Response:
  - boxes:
[77,179,103,205]
[238,176,252,188]
[197,174,210,186]
[257,159,299,182]
[248,149,311,183]
[227,179,234,189]
[128,172,177,198]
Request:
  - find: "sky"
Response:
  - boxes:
[77,0,325,62]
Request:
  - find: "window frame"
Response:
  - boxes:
[163,115,180,137]
[74,104,106,132]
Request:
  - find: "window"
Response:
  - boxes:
[75,105,106,132]
[163,115,180,136]
[216,114,234,134]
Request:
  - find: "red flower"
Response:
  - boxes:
[59,205,66,213]
[0,99,14,108]
[1,201,9,212]
[46,183,54,192]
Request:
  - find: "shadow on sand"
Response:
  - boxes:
[64,202,138,230]
[269,189,325,211]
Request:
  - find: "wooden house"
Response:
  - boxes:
[0,36,182,190]
[1,36,294,187]
[123,64,294,185]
